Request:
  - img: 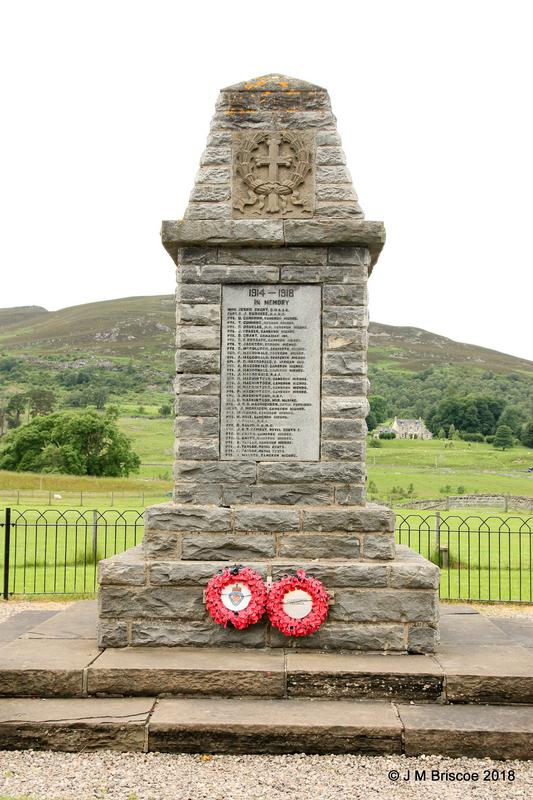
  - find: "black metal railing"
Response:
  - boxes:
[1,508,532,602]
[396,512,533,603]
[0,508,144,597]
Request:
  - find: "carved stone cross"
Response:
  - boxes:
[254,132,292,212]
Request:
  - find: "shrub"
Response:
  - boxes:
[367,480,379,496]
[369,438,382,448]
[379,431,396,440]
[485,435,495,444]
[459,432,484,442]
[390,485,409,499]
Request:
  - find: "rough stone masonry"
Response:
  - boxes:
[97,74,440,653]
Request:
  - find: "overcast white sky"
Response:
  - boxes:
[1,1,532,360]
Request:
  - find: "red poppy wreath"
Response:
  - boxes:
[266,570,329,637]
[205,566,267,630]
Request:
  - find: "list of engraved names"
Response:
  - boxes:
[221,284,321,460]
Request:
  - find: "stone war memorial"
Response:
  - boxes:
[97,73,440,654]
[3,76,533,762]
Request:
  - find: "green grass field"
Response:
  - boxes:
[367,438,533,500]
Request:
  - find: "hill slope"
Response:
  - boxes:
[0,295,532,375]
[0,306,48,328]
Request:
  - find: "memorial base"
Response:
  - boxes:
[97,503,439,653]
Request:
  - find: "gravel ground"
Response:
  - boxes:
[468,602,533,618]
[0,751,532,800]
[0,600,71,624]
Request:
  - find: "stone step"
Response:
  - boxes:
[3,633,533,706]
[0,696,532,759]
[88,647,446,701]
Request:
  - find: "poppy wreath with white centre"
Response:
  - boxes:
[266,569,329,637]
[205,565,267,630]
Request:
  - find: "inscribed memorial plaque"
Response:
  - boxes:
[221,284,321,460]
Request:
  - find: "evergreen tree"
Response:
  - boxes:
[493,424,514,450]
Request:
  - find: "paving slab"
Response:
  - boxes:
[0,697,153,751]
[439,604,479,615]
[489,616,533,648]
[21,600,97,640]
[286,651,443,701]
[149,697,402,754]
[436,643,533,703]
[88,647,285,697]
[439,613,513,645]
[398,703,533,760]
[0,610,58,642]
[0,638,100,697]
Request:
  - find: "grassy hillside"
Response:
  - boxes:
[0,295,175,369]
[1,294,532,421]
[0,305,48,327]
[1,295,532,374]
[369,321,533,373]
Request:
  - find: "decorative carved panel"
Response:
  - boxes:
[232,131,315,219]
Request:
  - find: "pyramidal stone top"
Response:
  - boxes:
[162,74,385,266]
[184,72,363,223]
[222,74,326,92]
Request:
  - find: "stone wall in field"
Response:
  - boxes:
[395,494,533,513]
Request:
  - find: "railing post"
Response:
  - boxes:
[91,509,98,562]
[3,507,11,600]
[504,494,509,513]
[434,511,449,568]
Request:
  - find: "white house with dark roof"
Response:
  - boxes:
[391,417,433,440]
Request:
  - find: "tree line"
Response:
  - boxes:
[366,364,533,450]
